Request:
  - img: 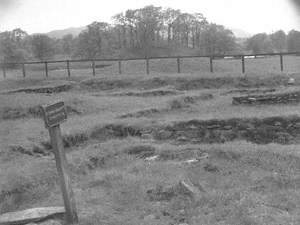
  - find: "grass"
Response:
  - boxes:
[4,139,300,224]
[1,60,300,224]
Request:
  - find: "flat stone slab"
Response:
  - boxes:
[0,207,65,225]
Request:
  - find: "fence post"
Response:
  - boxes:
[40,102,78,224]
[66,60,71,77]
[118,61,122,74]
[209,56,213,73]
[177,57,181,73]
[146,58,150,75]
[22,63,26,77]
[45,62,48,77]
[280,54,284,72]
[241,55,245,73]
[2,63,6,78]
[92,60,96,76]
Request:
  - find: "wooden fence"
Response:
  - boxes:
[1,52,299,78]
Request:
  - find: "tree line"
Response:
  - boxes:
[0,5,300,65]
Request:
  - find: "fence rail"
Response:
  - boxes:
[1,52,299,78]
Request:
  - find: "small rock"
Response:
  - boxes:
[203,163,219,173]
[177,181,202,200]
[274,122,282,126]
[141,133,152,139]
[183,159,199,164]
[145,155,159,161]
[143,214,156,221]
[288,77,295,85]
[157,130,173,140]
[177,136,188,142]
[188,125,197,129]
[206,125,220,129]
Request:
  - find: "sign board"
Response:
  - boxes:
[40,101,67,128]
[40,101,78,224]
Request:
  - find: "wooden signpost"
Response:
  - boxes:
[40,101,78,224]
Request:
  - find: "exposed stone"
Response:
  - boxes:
[147,180,204,202]
[232,91,300,105]
[143,214,156,221]
[145,155,159,161]
[203,163,220,173]
[141,133,152,139]
[152,116,300,144]
[177,181,202,200]
[125,145,156,158]
[156,130,173,140]
[177,136,188,142]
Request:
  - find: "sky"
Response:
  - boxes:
[0,0,299,35]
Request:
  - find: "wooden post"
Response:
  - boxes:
[92,61,96,76]
[241,55,245,73]
[49,126,78,224]
[2,63,6,78]
[280,54,284,72]
[45,62,48,77]
[146,58,150,74]
[66,60,71,77]
[177,57,181,73]
[22,63,26,77]
[118,61,122,74]
[40,102,78,224]
[209,56,213,73]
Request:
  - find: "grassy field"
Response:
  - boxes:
[1,58,300,224]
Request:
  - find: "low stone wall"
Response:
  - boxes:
[2,84,72,94]
[153,116,300,144]
[232,91,300,105]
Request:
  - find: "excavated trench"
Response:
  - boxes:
[80,75,292,91]
[10,115,300,158]
[0,105,81,120]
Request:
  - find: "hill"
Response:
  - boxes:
[231,28,252,38]
[46,26,86,38]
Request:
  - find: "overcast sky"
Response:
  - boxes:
[0,0,299,34]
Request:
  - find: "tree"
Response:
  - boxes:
[134,5,162,55]
[246,33,273,54]
[75,22,110,58]
[30,34,55,60]
[287,30,300,52]
[191,13,207,48]
[0,28,29,64]
[61,34,74,56]
[112,13,127,48]
[200,24,236,55]
[270,30,286,52]
[162,8,181,45]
